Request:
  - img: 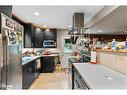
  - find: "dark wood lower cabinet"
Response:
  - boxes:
[41,57,55,73]
[72,65,90,89]
[22,57,55,89]
[22,61,35,89]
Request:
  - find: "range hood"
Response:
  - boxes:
[73,13,84,27]
[68,13,84,35]
[68,13,90,45]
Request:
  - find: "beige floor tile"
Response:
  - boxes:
[29,70,70,89]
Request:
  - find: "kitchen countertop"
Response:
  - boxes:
[22,54,59,66]
[73,63,127,89]
[96,49,127,54]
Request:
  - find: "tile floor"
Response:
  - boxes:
[29,69,69,89]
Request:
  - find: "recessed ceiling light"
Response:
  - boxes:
[43,25,47,27]
[98,30,102,32]
[36,28,41,31]
[69,25,72,28]
[34,12,40,16]
[46,29,50,31]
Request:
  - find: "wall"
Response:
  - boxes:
[97,52,127,75]
[57,29,69,51]
[57,29,81,51]
[57,29,82,68]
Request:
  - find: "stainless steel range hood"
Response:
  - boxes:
[73,13,84,28]
[68,13,85,35]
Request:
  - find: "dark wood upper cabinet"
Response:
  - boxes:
[34,27,44,48]
[43,29,57,41]
[24,23,35,48]
[24,23,57,48]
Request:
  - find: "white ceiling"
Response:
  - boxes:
[89,6,127,35]
[12,6,104,29]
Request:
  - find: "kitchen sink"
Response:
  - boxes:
[22,57,33,62]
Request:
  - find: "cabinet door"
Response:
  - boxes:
[22,64,33,89]
[24,24,35,48]
[22,65,29,89]
[43,29,57,41]
[43,29,52,40]
[51,29,57,41]
[24,24,32,48]
[22,61,35,89]
[34,28,44,48]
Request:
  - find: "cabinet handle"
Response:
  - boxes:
[32,43,33,47]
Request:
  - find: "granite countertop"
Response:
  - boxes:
[22,56,40,66]
[22,54,59,66]
[73,63,127,89]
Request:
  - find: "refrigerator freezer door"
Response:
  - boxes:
[7,44,22,89]
[0,34,3,89]
[1,28,22,89]
[1,13,23,89]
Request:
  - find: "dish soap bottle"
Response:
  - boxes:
[125,39,127,49]
[112,39,116,50]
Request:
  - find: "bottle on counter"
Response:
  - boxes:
[125,39,127,49]
[111,39,117,50]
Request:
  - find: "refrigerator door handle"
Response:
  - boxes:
[0,34,7,90]
[0,34,3,89]
[1,34,8,90]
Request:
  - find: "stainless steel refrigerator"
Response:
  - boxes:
[0,13,23,89]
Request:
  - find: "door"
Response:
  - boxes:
[61,53,71,68]
[61,37,72,69]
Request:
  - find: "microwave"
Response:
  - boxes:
[43,40,56,47]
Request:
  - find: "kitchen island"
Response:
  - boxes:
[72,63,127,89]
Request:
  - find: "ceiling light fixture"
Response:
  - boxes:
[46,29,50,31]
[43,25,47,27]
[69,25,72,28]
[34,12,40,16]
[36,28,41,31]
[98,30,102,32]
